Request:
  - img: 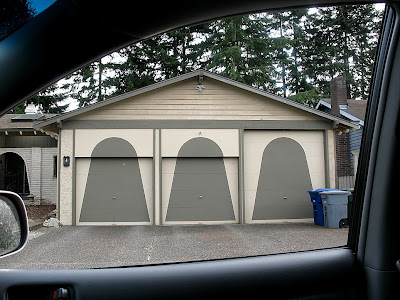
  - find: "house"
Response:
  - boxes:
[35,70,357,226]
[0,104,58,204]
[316,77,367,188]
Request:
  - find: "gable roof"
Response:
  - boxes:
[316,99,367,126]
[35,69,357,129]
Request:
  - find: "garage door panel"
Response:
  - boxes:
[245,131,323,222]
[170,173,230,190]
[79,206,141,222]
[167,191,205,207]
[253,205,313,220]
[253,189,311,205]
[166,207,235,222]
[79,158,150,223]
[252,188,312,220]
[172,158,228,174]
[166,157,235,222]
[163,153,238,223]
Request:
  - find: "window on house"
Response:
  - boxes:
[53,156,57,178]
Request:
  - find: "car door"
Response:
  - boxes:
[0,0,399,299]
[349,3,400,297]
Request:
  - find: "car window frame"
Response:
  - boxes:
[0,1,399,299]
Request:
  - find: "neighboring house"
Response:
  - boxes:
[0,104,58,204]
[35,70,356,226]
[316,77,367,188]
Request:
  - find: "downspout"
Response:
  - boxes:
[57,120,62,220]
[324,129,331,188]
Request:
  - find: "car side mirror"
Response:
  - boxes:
[0,191,29,258]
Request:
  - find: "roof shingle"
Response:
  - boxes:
[0,114,58,130]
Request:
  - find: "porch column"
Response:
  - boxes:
[31,147,42,199]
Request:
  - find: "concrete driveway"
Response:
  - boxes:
[0,223,348,270]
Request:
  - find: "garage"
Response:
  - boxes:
[75,130,153,225]
[78,137,149,223]
[244,131,325,222]
[161,130,239,225]
[35,69,356,226]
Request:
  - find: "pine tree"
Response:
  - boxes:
[103,41,158,97]
[299,5,382,100]
[60,59,106,108]
[350,5,382,99]
[57,4,383,107]
[203,15,276,91]
[10,83,68,114]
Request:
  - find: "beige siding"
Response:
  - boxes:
[74,129,153,158]
[161,129,239,157]
[59,129,74,225]
[327,129,336,188]
[154,129,160,225]
[72,78,325,121]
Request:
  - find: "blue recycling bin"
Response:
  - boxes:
[308,189,340,226]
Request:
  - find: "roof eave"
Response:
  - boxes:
[34,69,359,130]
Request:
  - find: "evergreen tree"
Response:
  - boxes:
[10,83,68,114]
[154,27,200,78]
[57,4,383,107]
[267,11,292,97]
[300,5,382,100]
[350,5,382,99]
[103,41,158,97]
[102,25,205,99]
[60,59,106,108]
[285,9,313,95]
[203,15,276,91]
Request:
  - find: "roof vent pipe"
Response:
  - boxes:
[25,103,37,114]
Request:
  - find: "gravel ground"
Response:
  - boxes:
[25,205,56,220]
[0,223,349,270]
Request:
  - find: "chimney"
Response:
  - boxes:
[330,77,347,117]
[25,103,37,114]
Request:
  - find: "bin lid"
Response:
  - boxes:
[319,190,351,195]
[308,188,340,193]
[320,190,351,205]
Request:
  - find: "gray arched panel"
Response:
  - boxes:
[253,137,313,220]
[177,137,224,157]
[79,137,149,222]
[166,137,235,222]
[91,137,138,158]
